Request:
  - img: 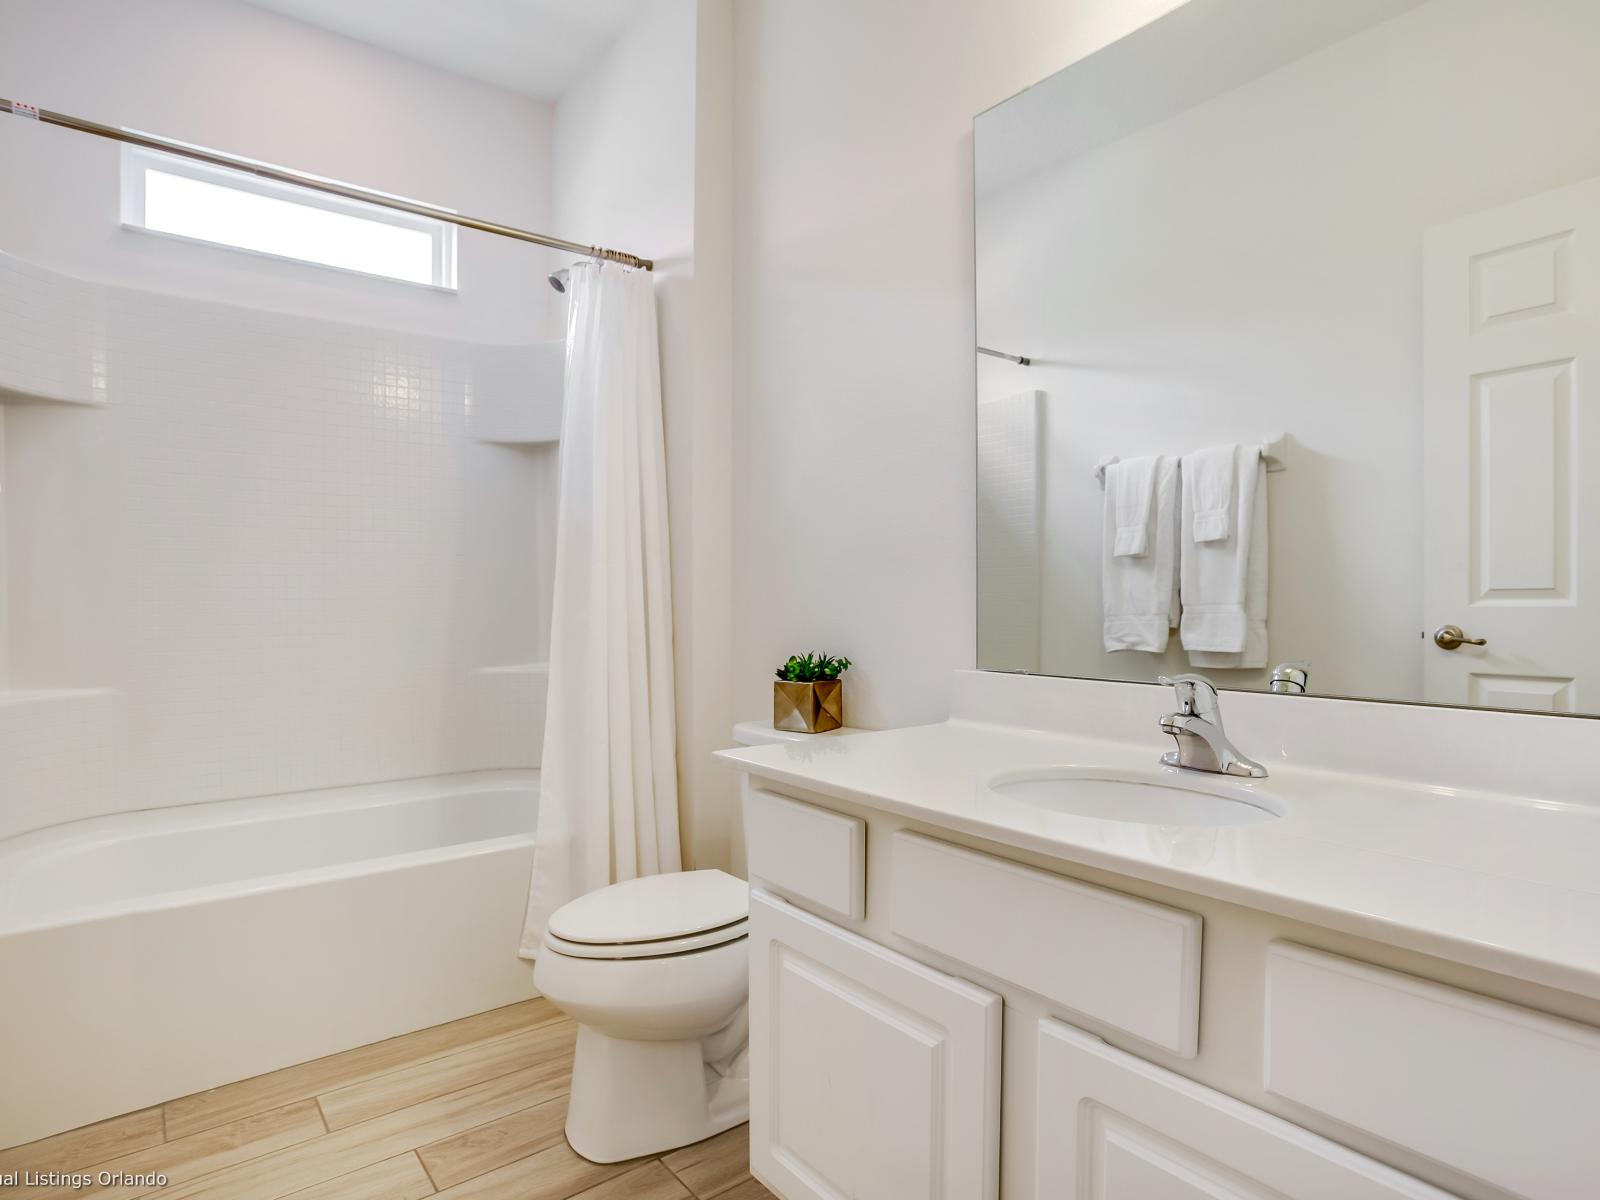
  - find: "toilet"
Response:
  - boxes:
[534,867,752,1163]
[532,723,825,1163]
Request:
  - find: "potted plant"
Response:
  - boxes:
[773,652,852,734]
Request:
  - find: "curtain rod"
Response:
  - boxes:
[0,97,654,272]
[977,346,1031,366]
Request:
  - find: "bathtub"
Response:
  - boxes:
[0,770,539,1148]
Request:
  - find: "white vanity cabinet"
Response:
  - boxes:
[747,889,1003,1200]
[736,776,1600,1200]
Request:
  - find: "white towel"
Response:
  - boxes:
[1185,442,1236,543]
[1108,455,1158,557]
[1181,445,1268,667]
[1103,455,1179,652]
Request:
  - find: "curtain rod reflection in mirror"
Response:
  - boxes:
[977,346,1032,365]
[1094,434,1289,487]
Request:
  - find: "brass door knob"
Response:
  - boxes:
[1433,624,1487,651]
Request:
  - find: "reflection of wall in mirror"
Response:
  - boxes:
[974,0,1600,704]
[976,390,1043,673]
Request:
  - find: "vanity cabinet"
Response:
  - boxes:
[736,777,1600,1200]
[1036,1020,1453,1199]
[747,889,1002,1200]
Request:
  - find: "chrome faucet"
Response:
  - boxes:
[1157,674,1268,778]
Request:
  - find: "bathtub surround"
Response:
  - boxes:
[523,262,682,958]
[0,0,567,842]
[0,253,553,842]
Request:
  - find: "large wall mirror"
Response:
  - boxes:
[974,0,1600,715]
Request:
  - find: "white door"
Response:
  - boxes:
[1035,1019,1458,1199]
[748,889,1001,1200]
[1422,176,1600,711]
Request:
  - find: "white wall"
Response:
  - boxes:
[552,0,739,871]
[729,0,1189,730]
[0,0,562,343]
[0,0,561,839]
[975,0,1600,702]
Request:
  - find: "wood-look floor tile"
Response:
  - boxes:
[0,1107,163,1174]
[428,1140,633,1200]
[569,1161,691,1200]
[22,1100,326,1200]
[319,1020,575,1131]
[279,1152,435,1200]
[704,1179,778,1200]
[661,1124,750,1198]
[165,998,560,1139]
[158,1063,556,1200]
[416,1095,569,1189]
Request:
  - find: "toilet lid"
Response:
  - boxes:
[546,869,749,946]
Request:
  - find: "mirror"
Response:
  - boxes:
[974,0,1600,715]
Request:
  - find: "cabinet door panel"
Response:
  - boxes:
[1036,1019,1458,1200]
[749,889,1001,1200]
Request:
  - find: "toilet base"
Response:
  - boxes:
[564,1022,750,1163]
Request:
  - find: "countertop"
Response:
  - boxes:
[717,718,1600,1000]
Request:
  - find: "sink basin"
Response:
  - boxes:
[987,767,1283,826]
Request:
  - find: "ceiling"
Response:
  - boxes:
[240,0,650,101]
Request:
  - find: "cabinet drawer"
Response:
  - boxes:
[1265,942,1600,1200]
[749,889,1001,1200]
[889,832,1201,1056]
[1037,1018,1456,1199]
[743,784,865,921]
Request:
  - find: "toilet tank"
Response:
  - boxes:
[731,720,856,747]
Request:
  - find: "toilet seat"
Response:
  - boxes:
[544,919,747,960]
[543,869,750,961]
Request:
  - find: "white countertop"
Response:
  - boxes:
[717,717,1600,1000]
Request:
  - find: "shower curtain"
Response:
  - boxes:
[519,261,681,959]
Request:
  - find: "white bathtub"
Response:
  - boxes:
[0,770,539,1148]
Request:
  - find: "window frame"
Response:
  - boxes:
[120,143,458,292]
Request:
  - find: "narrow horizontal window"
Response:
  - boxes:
[121,144,456,290]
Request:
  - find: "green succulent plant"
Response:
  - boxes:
[774,652,853,683]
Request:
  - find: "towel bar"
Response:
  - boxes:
[1095,434,1287,487]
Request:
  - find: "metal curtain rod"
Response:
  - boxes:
[0,97,653,271]
[977,346,1031,366]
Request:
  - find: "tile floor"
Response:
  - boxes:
[0,999,772,1200]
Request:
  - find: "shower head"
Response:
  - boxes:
[548,267,569,293]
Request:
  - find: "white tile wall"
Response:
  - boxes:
[0,252,554,841]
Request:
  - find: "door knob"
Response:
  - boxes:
[1433,624,1487,651]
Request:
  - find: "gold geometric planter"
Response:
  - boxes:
[773,679,843,734]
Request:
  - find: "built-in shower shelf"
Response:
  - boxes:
[0,381,106,407]
[0,687,117,706]
[469,341,563,444]
[473,663,550,680]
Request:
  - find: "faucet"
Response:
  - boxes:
[1157,674,1268,778]
[1269,661,1309,695]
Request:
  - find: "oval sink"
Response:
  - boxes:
[987,767,1283,826]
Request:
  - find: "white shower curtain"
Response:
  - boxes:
[519,261,681,959]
